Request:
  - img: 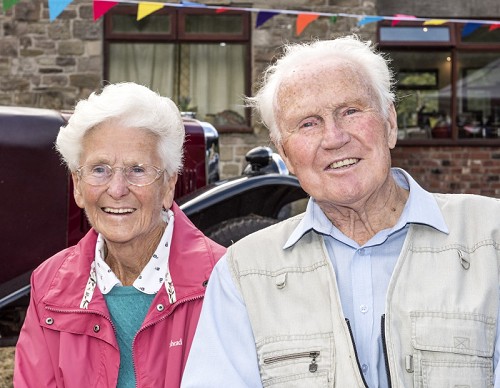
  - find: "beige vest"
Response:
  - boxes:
[227,194,500,387]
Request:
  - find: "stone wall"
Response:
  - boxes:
[392,146,500,197]
[0,0,102,109]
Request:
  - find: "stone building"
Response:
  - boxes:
[1,0,499,196]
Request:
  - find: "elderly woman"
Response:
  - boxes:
[14,82,225,387]
[182,36,500,387]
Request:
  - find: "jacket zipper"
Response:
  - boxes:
[381,315,392,388]
[263,351,320,372]
[132,293,205,387]
[345,319,369,388]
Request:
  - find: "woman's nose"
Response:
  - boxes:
[106,169,130,198]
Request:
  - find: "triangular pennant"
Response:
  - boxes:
[423,19,448,26]
[391,14,416,27]
[93,0,118,21]
[48,0,73,21]
[461,23,482,37]
[357,16,384,27]
[137,2,163,21]
[489,24,500,31]
[256,11,279,28]
[296,13,319,36]
[180,1,206,7]
[216,7,229,13]
[330,15,337,24]
[3,0,21,12]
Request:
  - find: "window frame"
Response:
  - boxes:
[103,5,252,133]
[378,20,500,146]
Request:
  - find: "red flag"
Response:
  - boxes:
[93,0,118,21]
[391,14,416,27]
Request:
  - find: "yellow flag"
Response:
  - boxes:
[137,2,164,21]
[423,19,448,25]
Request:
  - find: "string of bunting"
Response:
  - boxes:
[3,0,500,36]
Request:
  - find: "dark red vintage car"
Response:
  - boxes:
[0,106,307,345]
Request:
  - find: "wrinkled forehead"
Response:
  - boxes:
[275,59,374,112]
[278,58,368,93]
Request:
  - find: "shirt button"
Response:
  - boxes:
[45,317,54,325]
[93,324,100,333]
[360,304,369,313]
[156,304,165,312]
[358,248,366,255]
[362,364,369,373]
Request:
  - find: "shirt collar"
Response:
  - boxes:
[283,167,449,249]
[94,209,176,296]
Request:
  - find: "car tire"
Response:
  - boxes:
[205,215,278,247]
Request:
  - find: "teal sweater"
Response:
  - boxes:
[104,286,155,388]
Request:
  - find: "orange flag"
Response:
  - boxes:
[296,13,319,36]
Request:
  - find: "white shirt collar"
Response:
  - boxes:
[283,168,448,249]
[94,209,175,295]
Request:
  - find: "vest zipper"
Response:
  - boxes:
[381,315,392,388]
[345,319,369,387]
[263,351,320,373]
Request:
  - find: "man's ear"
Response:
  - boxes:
[273,139,296,176]
[71,172,85,209]
[162,173,178,210]
[386,104,398,149]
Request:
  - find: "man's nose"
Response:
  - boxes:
[321,117,351,149]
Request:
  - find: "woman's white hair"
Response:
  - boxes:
[246,35,395,145]
[56,82,185,176]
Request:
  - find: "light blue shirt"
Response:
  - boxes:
[182,168,500,387]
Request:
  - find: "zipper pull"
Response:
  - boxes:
[405,355,414,373]
[309,351,320,372]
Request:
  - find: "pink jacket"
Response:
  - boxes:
[14,203,225,388]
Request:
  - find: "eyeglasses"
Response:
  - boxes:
[76,164,165,187]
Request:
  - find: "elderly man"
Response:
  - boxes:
[181,36,500,387]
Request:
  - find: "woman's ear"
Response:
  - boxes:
[162,173,178,210]
[71,172,85,209]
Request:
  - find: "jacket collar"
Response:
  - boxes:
[42,202,225,311]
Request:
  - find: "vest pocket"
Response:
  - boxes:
[257,334,332,387]
[410,311,495,387]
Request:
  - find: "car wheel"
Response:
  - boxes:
[205,215,278,247]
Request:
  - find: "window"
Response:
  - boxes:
[379,22,500,143]
[104,6,251,132]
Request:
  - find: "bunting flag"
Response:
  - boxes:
[256,11,279,28]
[93,0,118,20]
[4,0,500,32]
[180,1,207,7]
[462,23,482,37]
[2,0,20,12]
[48,0,73,20]
[423,19,449,25]
[358,16,384,26]
[296,13,319,36]
[391,14,416,27]
[137,2,163,20]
